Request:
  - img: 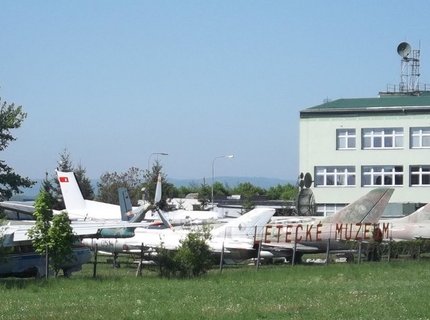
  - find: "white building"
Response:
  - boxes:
[299,94,430,217]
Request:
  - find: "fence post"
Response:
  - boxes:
[292,241,297,266]
[387,237,392,263]
[256,241,262,271]
[136,243,144,277]
[219,241,225,273]
[357,241,362,264]
[93,244,98,278]
[325,238,330,265]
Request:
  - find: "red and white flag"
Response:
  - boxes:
[59,177,69,183]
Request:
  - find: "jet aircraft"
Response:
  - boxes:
[382,202,430,241]
[260,188,394,262]
[82,206,276,263]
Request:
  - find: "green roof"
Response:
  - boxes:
[301,94,430,118]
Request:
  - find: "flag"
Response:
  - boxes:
[59,177,69,183]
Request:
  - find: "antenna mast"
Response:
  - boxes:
[397,42,420,93]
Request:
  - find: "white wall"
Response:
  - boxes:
[299,113,430,205]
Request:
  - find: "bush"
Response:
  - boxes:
[157,230,213,278]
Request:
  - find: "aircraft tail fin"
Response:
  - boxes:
[322,188,394,224]
[57,170,121,220]
[211,208,275,239]
[118,188,133,221]
[56,170,86,212]
[399,202,430,223]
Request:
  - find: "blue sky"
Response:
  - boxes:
[1,1,430,181]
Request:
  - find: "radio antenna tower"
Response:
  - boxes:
[397,42,420,93]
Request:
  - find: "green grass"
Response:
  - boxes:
[1,259,430,319]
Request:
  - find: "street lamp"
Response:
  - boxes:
[211,154,234,208]
[147,152,169,171]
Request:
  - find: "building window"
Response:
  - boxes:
[362,166,403,186]
[315,166,356,187]
[316,204,346,217]
[410,127,430,149]
[410,165,430,186]
[336,129,356,150]
[362,128,403,149]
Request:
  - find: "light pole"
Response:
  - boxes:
[147,152,168,171]
[211,154,234,208]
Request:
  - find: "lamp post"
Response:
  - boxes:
[147,152,168,171]
[211,154,234,208]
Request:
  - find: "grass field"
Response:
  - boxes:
[1,258,430,320]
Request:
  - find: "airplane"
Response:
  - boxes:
[81,206,276,263]
[58,170,222,225]
[0,213,157,278]
[260,187,395,263]
[0,171,138,221]
[381,202,430,241]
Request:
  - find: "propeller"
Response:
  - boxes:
[153,173,172,229]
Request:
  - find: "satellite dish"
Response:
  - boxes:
[304,172,313,189]
[296,188,315,216]
[397,42,411,58]
[299,180,305,189]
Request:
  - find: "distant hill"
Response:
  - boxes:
[11,176,296,200]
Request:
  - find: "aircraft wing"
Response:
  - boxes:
[0,201,35,215]
[1,221,154,246]
[261,242,320,252]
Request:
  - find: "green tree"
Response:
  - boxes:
[142,160,175,210]
[267,184,298,200]
[97,167,145,205]
[231,182,265,212]
[74,164,95,200]
[50,149,94,209]
[41,171,57,209]
[175,231,213,278]
[52,149,74,209]
[48,212,75,277]
[0,99,34,200]
[28,190,75,277]
[212,181,230,198]
[0,218,12,260]
[197,183,211,210]
[28,190,53,257]
[157,229,213,278]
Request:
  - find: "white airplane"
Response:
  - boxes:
[59,170,222,225]
[56,170,143,221]
[0,217,154,277]
[381,202,430,241]
[0,171,140,222]
[260,188,395,262]
[82,206,276,263]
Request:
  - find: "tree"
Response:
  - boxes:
[74,163,94,200]
[51,149,74,209]
[0,99,34,200]
[231,182,265,212]
[97,167,145,205]
[157,229,213,278]
[197,183,211,210]
[267,184,298,201]
[28,190,75,277]
[212,181,230,198]
[41,171,57,209]
[48,212,74,277]
[49,149,95,209]
[0,218,12,260]
[142,160,175,210]
[28,190,53,257]
[174,231,213,278]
